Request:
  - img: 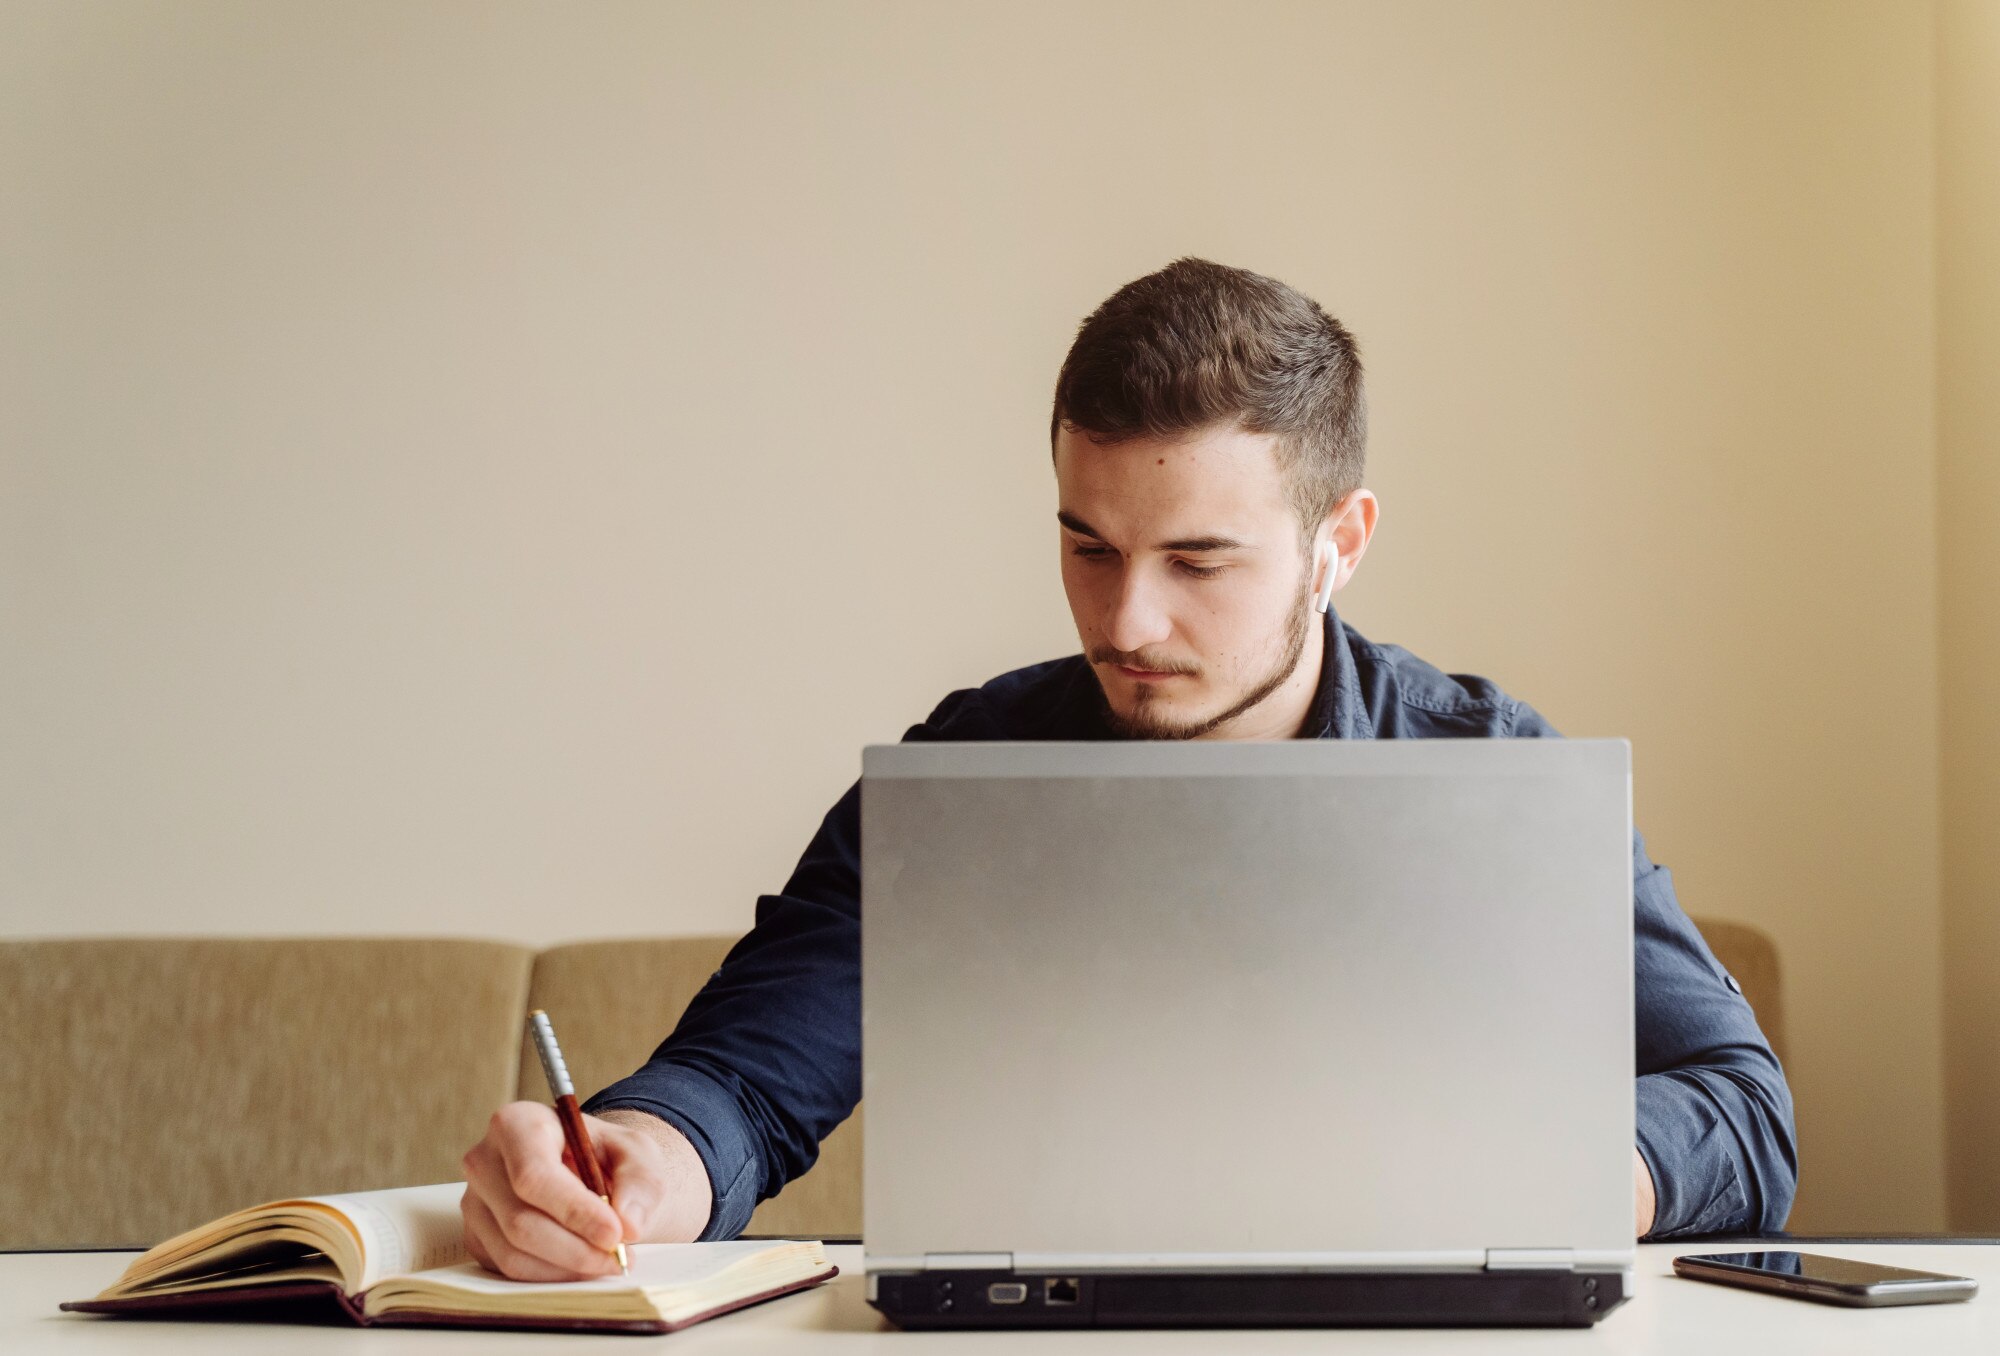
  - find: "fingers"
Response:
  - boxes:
[459,1102,623,1279]
[593,1118,668,1241]
[460,1188,614,1282]
[491,1106,624,1250]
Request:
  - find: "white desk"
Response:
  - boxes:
[7,1242,1995,1353]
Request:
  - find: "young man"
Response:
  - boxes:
[460,259,1798,1280]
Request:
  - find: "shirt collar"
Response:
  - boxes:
[1311,603,1374,741]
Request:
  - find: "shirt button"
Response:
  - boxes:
[1725,973,1743,994]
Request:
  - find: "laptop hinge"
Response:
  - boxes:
[923,1252,1014,1271]
[1485,1248,1576,1271]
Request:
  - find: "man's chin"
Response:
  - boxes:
[1101,691,1216,741]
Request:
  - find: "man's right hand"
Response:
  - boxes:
[460,1103,714,1280]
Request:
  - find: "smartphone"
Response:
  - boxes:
[1673,1251,1977,1307]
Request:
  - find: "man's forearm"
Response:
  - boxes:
[1634,1066,1794,1235]
[1628,829,1798,1235]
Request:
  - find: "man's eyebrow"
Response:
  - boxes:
[1056,512,1250,554]
[1158,534,1249,553]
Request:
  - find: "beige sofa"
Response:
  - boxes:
[0,923,1777,1250]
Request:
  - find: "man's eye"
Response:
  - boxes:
[1069,544,1113,561]
[1176,561,1225,579]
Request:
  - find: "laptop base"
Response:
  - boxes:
[870,1268,1628,1329]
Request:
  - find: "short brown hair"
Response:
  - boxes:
[1050,258,1367,531]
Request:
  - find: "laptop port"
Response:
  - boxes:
[985,1282,1027,1305]
[1044,1277,1080,1306]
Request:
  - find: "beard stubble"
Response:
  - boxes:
[1097,574,1316,741]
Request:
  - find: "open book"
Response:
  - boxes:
[60,1183,836,1334]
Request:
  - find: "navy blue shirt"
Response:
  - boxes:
[586,607,1798,1240]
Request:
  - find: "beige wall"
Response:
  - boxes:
[0,1,1967,1230]
[1940,0,2000,1233]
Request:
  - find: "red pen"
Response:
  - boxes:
[527,1009,629,1273]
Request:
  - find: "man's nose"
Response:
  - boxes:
[1104,563,1173,654]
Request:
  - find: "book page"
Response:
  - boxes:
[402,1240,802,1296]
[362,1240,832,1324]
[88,1183,471,1303]
[309,1183,469,1290]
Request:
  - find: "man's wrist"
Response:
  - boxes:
[597,1108,715,1241]
[1633,1145,1658,1238]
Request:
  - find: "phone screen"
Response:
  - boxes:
[1685,1252,1960,1288]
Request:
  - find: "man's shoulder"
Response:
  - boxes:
[1342,625,1554,738]
[909,653,1100,741]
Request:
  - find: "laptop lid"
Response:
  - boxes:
[861,738,1634,1274]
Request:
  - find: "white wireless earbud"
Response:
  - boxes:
[1314,541,1340,613]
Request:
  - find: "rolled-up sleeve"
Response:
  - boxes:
[582,691,994,1239]
[1629,832,1798,1235]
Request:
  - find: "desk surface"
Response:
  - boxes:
[8,1242,1994,1353]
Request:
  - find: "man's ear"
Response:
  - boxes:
[1319,490,1379,598]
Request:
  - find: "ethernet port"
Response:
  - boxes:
[1044,1276,1080,1306]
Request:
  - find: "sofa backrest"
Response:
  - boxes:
[0,938,532,1249]
[1,917,1779,1248]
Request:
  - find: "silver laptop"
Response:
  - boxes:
[861,738,1635,1328]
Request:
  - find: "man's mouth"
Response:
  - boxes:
[1116,664,1184,681]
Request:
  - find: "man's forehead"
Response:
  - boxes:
[1053,425,1293,545]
